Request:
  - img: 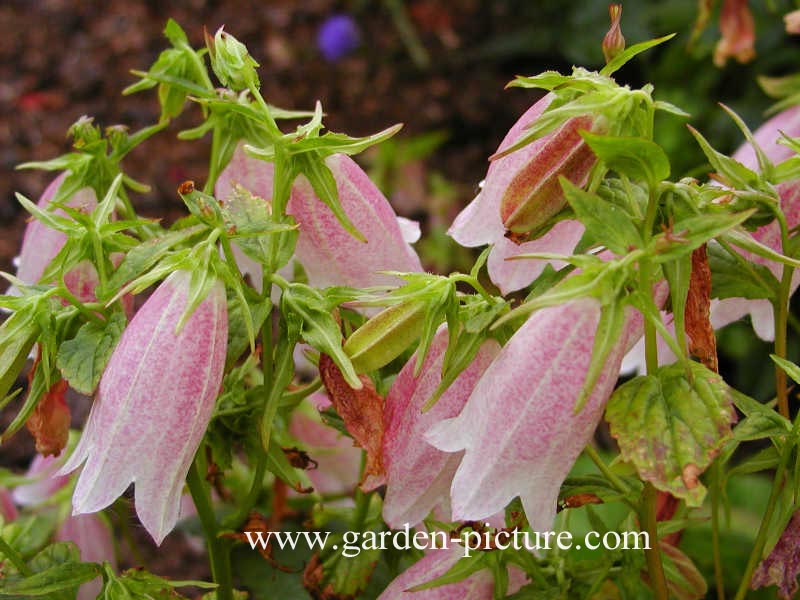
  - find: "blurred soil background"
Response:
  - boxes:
[1,0,800,590]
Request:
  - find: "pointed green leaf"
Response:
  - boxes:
[600,34,676,76]
[580,132,670,186]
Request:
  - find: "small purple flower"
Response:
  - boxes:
[317,14,361,62]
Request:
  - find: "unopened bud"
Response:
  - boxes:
[602,4,626,63]
[206,27,259,91]
[343,300,426,373]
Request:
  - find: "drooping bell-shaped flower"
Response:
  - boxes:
[382,328,499,528]
[427,298,642,530]
[215,146,423,290]
[448,94,589,294]
[13,173,94,286]
[59,270,228,545]
[378,546,526,600]
[288,392,362,496]
[710,105,800,341]
[714,0,756,67]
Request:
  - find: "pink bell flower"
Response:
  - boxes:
[215,146,423,289]
[427,298,643,530]
[12,453,70,507]
[708,105,800,341]
[382,328,499,528]
[59,270,228,545]
[9,173,97,299]
[448,94,590,294]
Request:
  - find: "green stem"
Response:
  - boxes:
[584,445,629,495]
[638,187,669,600]
[0,535,31,576]
[187,460,233,600]
[226,452,268,528]
[733,442,792,600]
[640,483,669,600]
[710,461,726,600]
[774,265,793,420]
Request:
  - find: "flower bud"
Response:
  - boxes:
[497,106,597,234]
[602,4,626,63]
[60,270,228,545]
[343,300,427,373]
[713,0,756,67]
[206,27,259,91]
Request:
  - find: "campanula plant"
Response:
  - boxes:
[4,8,800,600]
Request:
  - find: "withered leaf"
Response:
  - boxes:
[686,245,718,372]
[319,354,385,490]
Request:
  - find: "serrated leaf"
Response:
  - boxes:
[56,312,126,395]
[605,362,736,506]
[580,132,670,186]
[652,210,755,261]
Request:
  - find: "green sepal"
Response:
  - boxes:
[574,300,625,412]
[280,283,360,389]
[99,225,206,301]
[294,153,365,242]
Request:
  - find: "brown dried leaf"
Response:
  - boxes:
[319,354,385,490]
[25,379,70,457]
[686,245,718,372]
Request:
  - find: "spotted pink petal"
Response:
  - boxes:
[9,173,96,296]
[382,328,499,528]
[447,94,586,293]
[216,146,423,289]
[427,298,642,530]
[288,392,362,496]
[56,513,116,600]
[288,153,423,287]
[59,270,228,545]
[377,546,526,600]
[709,106,800,340]
[12,453,70,507]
